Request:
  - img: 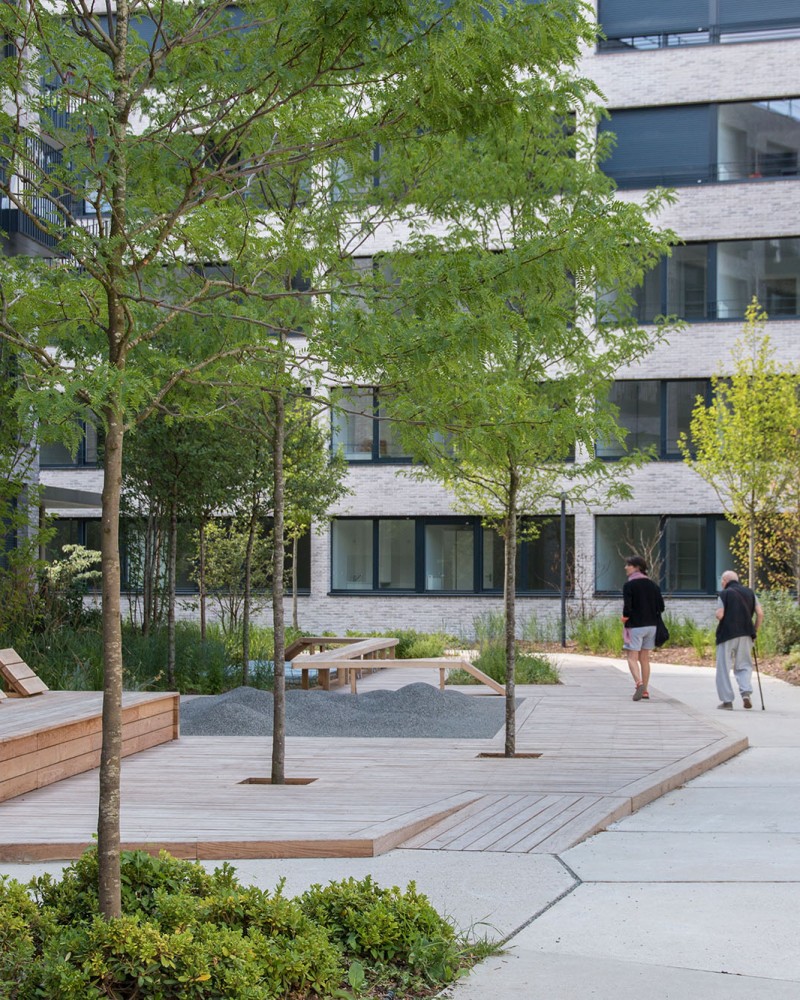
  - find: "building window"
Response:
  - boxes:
[424,522,475,591]
[601,100,800,188]
[39,421,100,467]
[598,1,800,50]
[330,516,574,595]
[45,517,102,562]
[597,380,710,460]
[595,514,736,594]
[623,239,800,322]
[331,387,411,462]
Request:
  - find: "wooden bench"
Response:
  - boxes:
[0,648,49,697]
[0,691,179,803]
[285,636,376,660]
[291,638,398,691]
[299,652,505,696]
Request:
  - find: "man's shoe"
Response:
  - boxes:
[717,702,733,710]
[743,695,753,709]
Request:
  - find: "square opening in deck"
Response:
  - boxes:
[239,777,317,785]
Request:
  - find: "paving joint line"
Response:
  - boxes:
[494,854,583,948]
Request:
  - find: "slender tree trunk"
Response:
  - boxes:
[98,406,124,919]
[292,533,298,630]
[748,520,756,589]
[242,502,258,686]
[166,491,177,689]
[198,517,207,642]
[504,472,519,757]
[271,387,287,784]
[142,513,155,635]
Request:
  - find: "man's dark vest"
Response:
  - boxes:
[715,582,757,645]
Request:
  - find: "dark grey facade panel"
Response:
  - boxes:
[600,106,712,185]
[598,1,708,37]
[718,0,800,28]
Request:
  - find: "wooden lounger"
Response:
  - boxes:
[0,648,49,697]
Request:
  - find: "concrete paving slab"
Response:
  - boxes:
[687,747,800,785]
[608,785,800,832]
[506,882,800,981]
[562,830,800,882]
[0,850,576,943]
[448,950,800,1000]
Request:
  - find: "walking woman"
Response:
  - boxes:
[621,555,665,702]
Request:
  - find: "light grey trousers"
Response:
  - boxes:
[715,636,754,703]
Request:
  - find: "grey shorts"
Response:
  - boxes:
[623,625,657,651]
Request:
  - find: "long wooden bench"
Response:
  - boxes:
[294,639,506,695]
[0,691,179,803]
[284,636,375,661]
[291,638,398,691]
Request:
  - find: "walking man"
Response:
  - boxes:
[715,570,764,710]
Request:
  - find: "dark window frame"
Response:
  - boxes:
[330,386,414,464]
[329,515,575,596]
[597,378,712,462]
[594,513,733,596]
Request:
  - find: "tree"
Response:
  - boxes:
[680,300,799,587]
[326,85,676,756]
[1,0,559,912]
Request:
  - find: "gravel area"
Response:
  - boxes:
[180,683,507,739]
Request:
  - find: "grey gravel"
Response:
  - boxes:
[180,683,507,739]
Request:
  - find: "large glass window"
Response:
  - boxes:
[625,239,800,322]
[331,517,573,594]
[331,387,411,462]
[602,100,800,188]
[597,380,708,460]
[45,517,102,563]
[425,523,474,592]
[39,421,99,467]
[595,515,736,594]
[377,519,415,589]
[331,519,373,590]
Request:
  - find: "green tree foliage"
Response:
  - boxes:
[0,0,562,911]
[324,60,677,754]
[680,299,800,587]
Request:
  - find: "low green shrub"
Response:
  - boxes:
[571,615,623,655]
[299,875,462,986]
[756,592,800,655]
[3,850,481,1000]
[448,644,559,685]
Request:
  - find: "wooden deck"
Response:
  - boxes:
[0,691,179,804]
[0,662,746,862]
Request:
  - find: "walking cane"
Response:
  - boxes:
[753,641,765,711]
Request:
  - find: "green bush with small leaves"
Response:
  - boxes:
[299,876,462,983]
[2,850,482,999]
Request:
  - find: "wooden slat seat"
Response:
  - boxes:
[0,648,49,697]
[292,638,398,691]
[284,636,374,661]
[303,654,505,695]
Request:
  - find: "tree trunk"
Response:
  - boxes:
[504,472,519,757]
[292,533,298,630]
[748,520,756,589]
[242,502,258,686]
[198,517,207,642]
[97,407,124,919]
[271,387,287,784]
[166,491,177,689]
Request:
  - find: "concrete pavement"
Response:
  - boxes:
[2,654,798,998]
[450,656,800,999]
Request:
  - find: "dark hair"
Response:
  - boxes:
[625,555,647,573]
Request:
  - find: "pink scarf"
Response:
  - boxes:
[627,571,647,581]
